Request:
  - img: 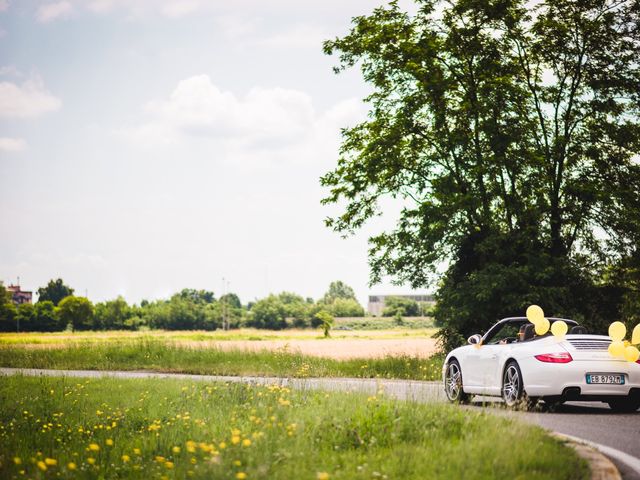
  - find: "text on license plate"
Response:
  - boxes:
[586,374,625,385]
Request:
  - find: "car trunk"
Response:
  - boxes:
[560,334,622,362]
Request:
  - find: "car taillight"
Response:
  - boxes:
[535,352,573,363]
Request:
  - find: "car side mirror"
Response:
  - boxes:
[467,334,482,345]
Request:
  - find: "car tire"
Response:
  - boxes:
[607,397,640,413]
[444,359,470,404]
[502,360,528,408]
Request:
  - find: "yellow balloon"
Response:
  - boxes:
[625,346,640,363]
[608,321,626,342]
[535,317,550,335]
[632,324,640,345]
[526,305,544,324]
[551,320,568,338]
[608,340,625,358]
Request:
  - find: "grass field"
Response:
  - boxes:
[0,328,437,345]
[0,340,444,381]
[0,375,588,480]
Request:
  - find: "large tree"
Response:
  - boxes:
[322,0,640,348]
[37,278,74,306]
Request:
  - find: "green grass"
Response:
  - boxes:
[334,317,435,330]
[0,340,443,381]
[0,327,436,345]
[0,375,588,479]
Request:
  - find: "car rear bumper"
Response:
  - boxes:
[520,357,640,398]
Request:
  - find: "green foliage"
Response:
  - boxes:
[322,0,640,349]
[382,296,419,317]
[15,303,36,332]
[220,293,241,309]
[94,296,133,330]
[327,297,365,317]
[314,310,335,337]
[33,301,60,331]
[319,281,365,317]
[58,296,94,330]
[248,292,311,329]
[0,285,17,332]
[37,278,74,306]
[322,280,357,303]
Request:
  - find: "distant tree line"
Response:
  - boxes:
[0,279,372,332]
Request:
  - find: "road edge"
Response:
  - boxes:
[553,433,622,480]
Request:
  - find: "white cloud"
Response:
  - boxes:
[0,65,21,77]
[0,76,61,118]
[160,0,201,18]
[129,74,317,146]
[37,1,73,23]
[261,24,329,49]
[86,0,205,18]
[0,137,26,152]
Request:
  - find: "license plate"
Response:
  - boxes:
[586,374,625,385]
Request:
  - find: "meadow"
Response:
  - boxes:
[0,327,437,345]
[0,374,588,480]
[0,339,444,381]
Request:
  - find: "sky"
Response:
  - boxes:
[0,0,431,307]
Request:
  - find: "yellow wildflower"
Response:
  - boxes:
[236,473,247,480]
[165,461,174,469]
[106,439,114,446]
[231,435,240,445]
[37,461,47,471]
[219,442,227,450]
[13,458,21,465]
[121,455,130,462]
[317,473,330,480]
[87,457,96,465]
[233,460,242,467]
[172,446,181,454]
[67,462,77,470]
[89,443,100,451]
[133,448,141,455]
[45,458,57,466]
[242,439,251,447]
[155,456,165,463]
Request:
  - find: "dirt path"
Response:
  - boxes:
[175,338,438,359]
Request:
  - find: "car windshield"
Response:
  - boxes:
[486,322,527,344]
[483,318,581,344]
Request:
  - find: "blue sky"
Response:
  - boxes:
[0,0,429,306]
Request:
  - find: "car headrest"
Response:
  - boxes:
[523,323,535,341]
[569,325,587,334]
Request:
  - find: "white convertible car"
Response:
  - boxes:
[443,317,640,412]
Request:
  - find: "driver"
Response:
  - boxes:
[518,324,528,342]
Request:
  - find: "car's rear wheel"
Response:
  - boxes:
[444,359,469,404]
[502,361,530,408]
[607,397,640,413]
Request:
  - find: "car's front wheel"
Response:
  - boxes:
[607,397,640,413]
[444,359,469,404]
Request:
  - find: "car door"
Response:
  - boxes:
[475,344,504,395]
[475,322,522,395]
[459,345,484,391]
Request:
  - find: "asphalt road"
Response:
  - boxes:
[2,368,639,477]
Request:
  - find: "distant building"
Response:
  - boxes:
[6,283,33,305]
[367,294,435,317]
